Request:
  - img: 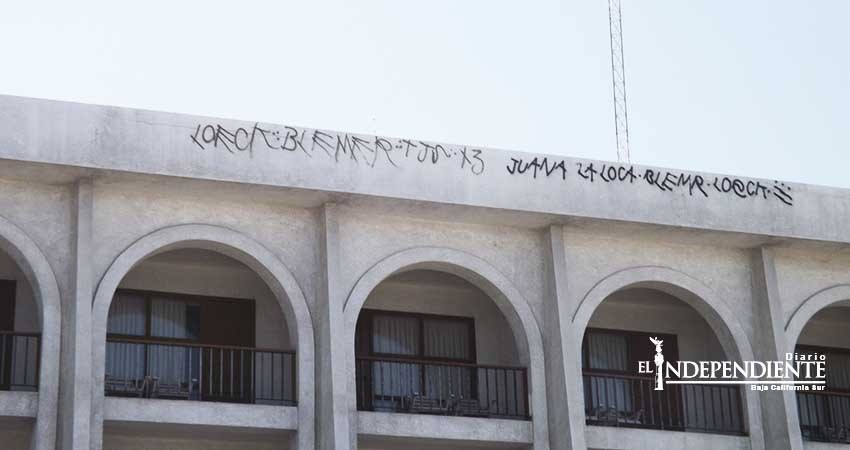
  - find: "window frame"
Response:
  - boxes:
[796,344,850,394]
[582,326,679,377]
[106,288,256,346]
[357,308,477,365]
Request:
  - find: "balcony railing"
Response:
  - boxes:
[583,371,746,435]
[355,356,530,420]
[105,337,296,405]
[0,331,40,391]
[798,391,850,444]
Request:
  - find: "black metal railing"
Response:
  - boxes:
[0,331,40,391]
[355,356,529,420]
[583,371,746,435]
[798,391,850,443]
[105,337,296,405]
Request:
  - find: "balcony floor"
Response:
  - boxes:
[0,391,37,418]
[804,442,850,450]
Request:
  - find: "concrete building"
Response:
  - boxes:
[0,94,847,450]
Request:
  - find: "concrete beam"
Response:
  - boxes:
[61,179,93,450]
[315,204,353,450]
[750,246,803,450]
[542,226,586,450]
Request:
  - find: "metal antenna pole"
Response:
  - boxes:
[608,0,630,163]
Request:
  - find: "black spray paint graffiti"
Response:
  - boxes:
[190,123,486,175]
[507,157,794,206]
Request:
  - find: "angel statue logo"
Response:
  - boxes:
[650,337,665,390]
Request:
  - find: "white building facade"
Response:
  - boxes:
[0,95,847,450]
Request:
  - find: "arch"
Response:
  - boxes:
[89,224,314,450]
[343,246,550,449]
[572,265,765,450]
[785,284,850,348]
[0,215,61,450]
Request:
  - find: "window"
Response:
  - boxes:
[795,345,850,437]
[107,292,200,340]
[795,345,850,392]
[582,328,678,373]
[106,289,253,345]
[105,290,255,389]
[356,309,476,363]
[355,310,478,404]
[582,328,680,424]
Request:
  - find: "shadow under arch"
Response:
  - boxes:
[343,246,550,449]
[89,224,314,450]
[0,215,61,450]
[571,265,765,450]
[785,284,850,349]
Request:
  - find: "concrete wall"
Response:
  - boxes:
[773,246,850,331]
[797,306,850,350]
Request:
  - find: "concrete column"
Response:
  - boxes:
[315,204,354,450]
[59,179,93,450]
[542,226,586,450]
[750,246,803,450]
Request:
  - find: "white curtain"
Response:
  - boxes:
[587,332,629,371]
[372,315,420,397]
[106,293,146,335]
[151,298,189,339]
[147,298,191,384]
[105,294,146,380]
[423,319,470,360]
[9,335,38,391]
[423,319,473,399]
[585,332,633,413]
[373,315,419,355]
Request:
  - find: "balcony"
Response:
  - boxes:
[0,331,39,392]
[798,391,850,444]
[355,356,529,420]
[583,371,745,435]
[795,308,850,445]
[105,337,296,405]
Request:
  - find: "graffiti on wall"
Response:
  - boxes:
[506,157,794,206]
[188,122,794,207]
[189,122,485,175]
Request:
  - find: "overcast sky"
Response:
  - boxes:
[1,1,847,187]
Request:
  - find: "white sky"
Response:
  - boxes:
[1,1,847,187]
